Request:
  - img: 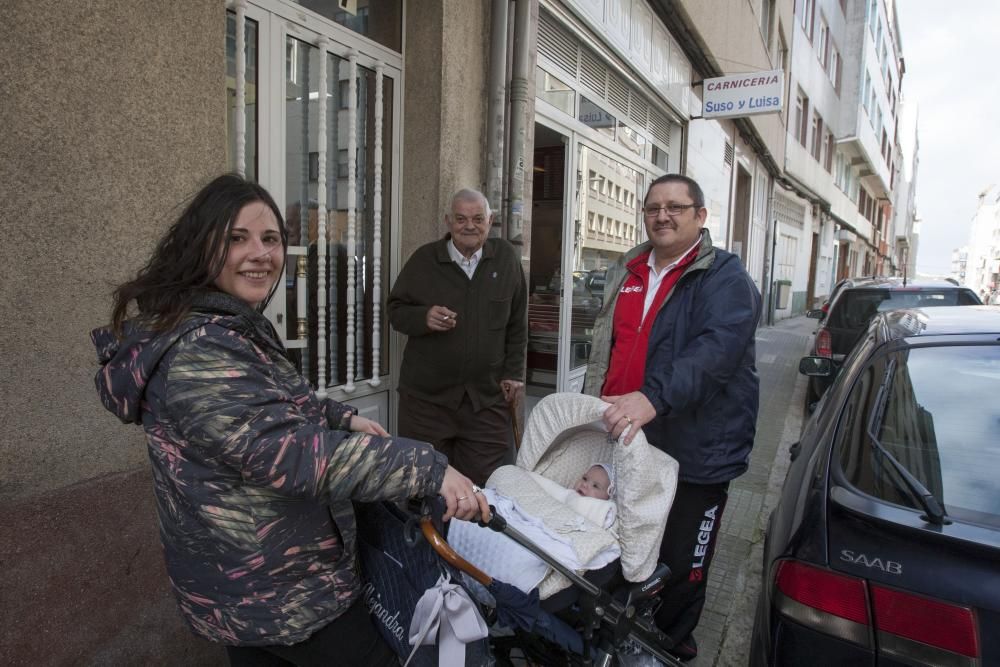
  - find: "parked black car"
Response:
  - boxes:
[804,277,980,409]
[751,306,1000,666]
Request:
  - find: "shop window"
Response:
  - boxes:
[617,121,648,158]
[579,96,616,141]
[290,0,402,52]
[535,66,576,117]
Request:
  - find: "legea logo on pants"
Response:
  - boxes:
[689,504,718,581]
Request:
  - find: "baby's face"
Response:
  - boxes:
[574,465,611,500]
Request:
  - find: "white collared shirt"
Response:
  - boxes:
[448,240,483,278]
[642,237,702,318]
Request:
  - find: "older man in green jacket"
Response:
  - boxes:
[388,189,528,485]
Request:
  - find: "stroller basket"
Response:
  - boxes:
[358,497,684,666]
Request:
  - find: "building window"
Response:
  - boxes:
[800,0,816,40]
[830,48,842,93]
[761,0,775,46]
[834,151,845,189]
[862,72,872,114]
[811,112,823,161]
[824,130,835,172]
[795,90,809,147]
[817,19,830,68]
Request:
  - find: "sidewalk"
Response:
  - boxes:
[688,315,816,667]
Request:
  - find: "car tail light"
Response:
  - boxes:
[775,561,868,624]
[872,585,979,658]
[772,560,980,663]
[815,328,832,357]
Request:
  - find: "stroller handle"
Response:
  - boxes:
[419,516,493,587]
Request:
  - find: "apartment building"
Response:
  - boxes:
[776,0,905,318]
[891,101,919,280]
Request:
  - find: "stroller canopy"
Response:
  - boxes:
[512,392,678,584]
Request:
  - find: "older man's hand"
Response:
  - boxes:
[600,391,656,445]
[500,379,524,403]
[426,305,458,332]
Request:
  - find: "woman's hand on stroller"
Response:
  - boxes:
[601,392,656,445]
[438,466,491,522]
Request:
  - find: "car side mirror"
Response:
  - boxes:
[799,356,834,377]
[806,309,825,320]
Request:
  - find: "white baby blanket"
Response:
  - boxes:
[447,480,621,594]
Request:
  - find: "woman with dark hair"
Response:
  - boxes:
[92,174,488,665]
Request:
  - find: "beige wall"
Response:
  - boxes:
[401,0,490,259]
[0,0,226,500]
[677,0,794,165]
[0,1,227,662]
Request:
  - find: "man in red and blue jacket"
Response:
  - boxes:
[584,174,761,661]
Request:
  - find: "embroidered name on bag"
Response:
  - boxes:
[362,582,406,641]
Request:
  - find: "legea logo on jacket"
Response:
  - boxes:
[620,285,643,294]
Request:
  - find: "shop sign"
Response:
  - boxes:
[702,69,784,119]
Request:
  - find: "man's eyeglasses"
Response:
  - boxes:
[643,203,699,217]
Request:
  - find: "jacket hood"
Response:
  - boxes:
[92,292,281,425]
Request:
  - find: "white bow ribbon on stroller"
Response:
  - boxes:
[404,571,488,667]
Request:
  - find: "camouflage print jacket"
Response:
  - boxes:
[92,292,447,646]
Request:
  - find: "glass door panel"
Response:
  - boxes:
[225,11,258,180]
[282,36,392,390]
[526,123,568,398]
[567,144,644,378]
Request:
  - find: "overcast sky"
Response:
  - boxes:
[895,2,1000,276]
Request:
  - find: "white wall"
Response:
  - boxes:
[686,118,733,246]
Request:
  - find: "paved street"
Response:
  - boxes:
[687,314,816,667]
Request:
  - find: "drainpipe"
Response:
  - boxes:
[767,213,778,326]
[505,0,532,245]
[486,0,509,236]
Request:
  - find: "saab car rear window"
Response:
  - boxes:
[837,344,1000,526]
[828,289,979,330]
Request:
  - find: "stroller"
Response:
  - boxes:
[356,393,683,666]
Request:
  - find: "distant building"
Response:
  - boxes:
[956,186,1000,297]
[777,0,905,320]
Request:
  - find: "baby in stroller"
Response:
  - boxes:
[572,463,614,500]
[447,461,621,596]
[447,391,678,608]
